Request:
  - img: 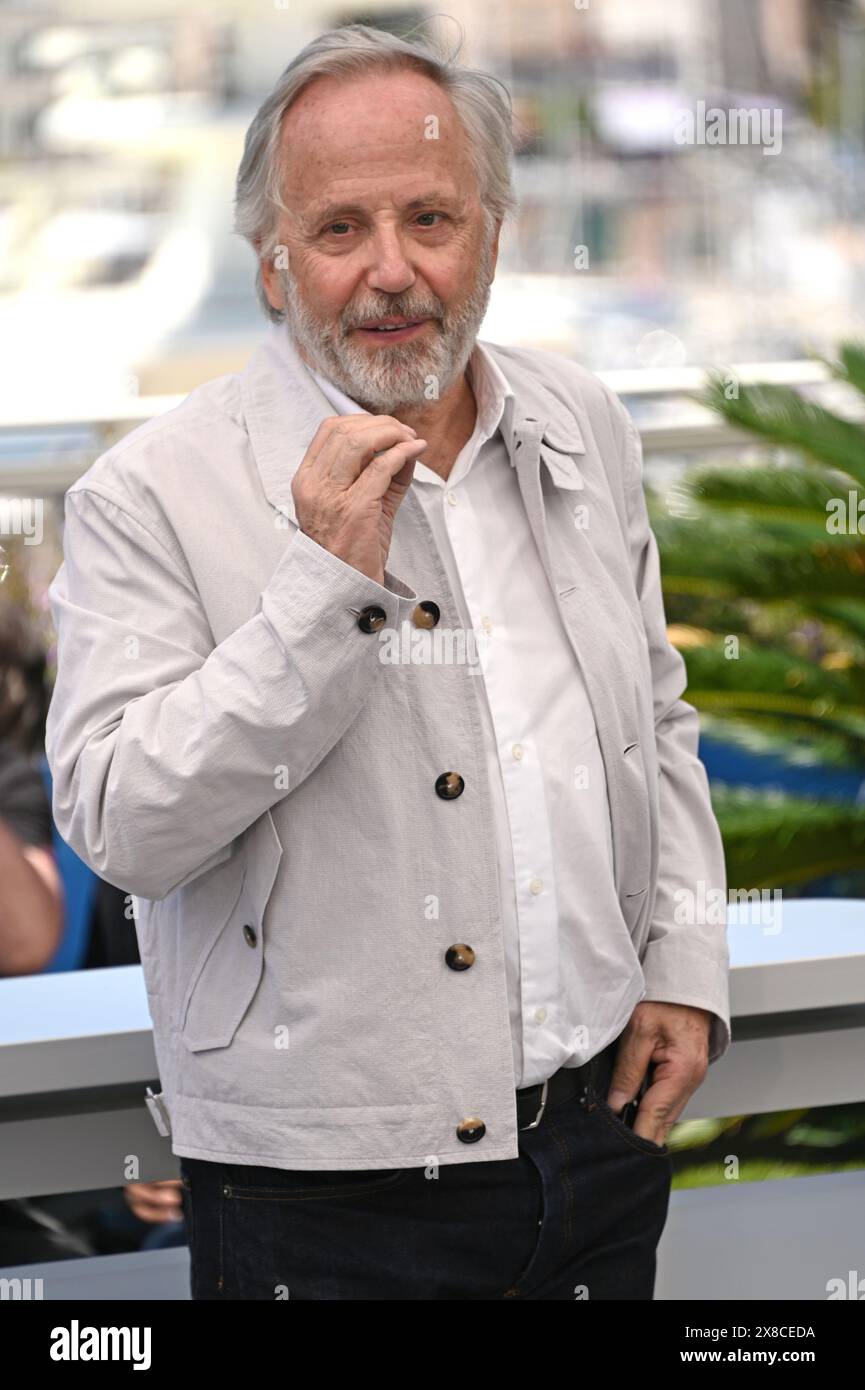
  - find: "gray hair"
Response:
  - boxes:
[234,23,518,322]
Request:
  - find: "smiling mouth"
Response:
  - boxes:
[353,318,432,339]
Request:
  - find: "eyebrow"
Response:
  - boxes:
[304,190,461,229]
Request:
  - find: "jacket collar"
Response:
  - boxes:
[241,322,586,526]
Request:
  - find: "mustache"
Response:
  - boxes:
[340,301,445,332]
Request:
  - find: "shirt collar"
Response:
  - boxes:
[306,340,515,486]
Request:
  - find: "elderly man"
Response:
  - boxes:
[45,24,730,1301]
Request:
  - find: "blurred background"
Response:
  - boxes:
[1,0,865,1294]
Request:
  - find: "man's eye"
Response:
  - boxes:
[415,212,444,227]
[326,222,352,235]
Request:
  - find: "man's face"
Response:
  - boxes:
[260,69,501,412]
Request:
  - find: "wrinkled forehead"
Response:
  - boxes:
[277,69,479,213]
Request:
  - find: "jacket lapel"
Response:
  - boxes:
[483,346,644,895]
[241,324,330,527]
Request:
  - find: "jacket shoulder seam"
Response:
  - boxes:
[66,484,199,594]
[99,392,246,466]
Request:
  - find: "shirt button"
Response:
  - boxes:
[242,924,257,948]
[445,944,476,971]
[435,772,465,799]
[481,616,493,633]
[412,600,441,629]
[534,1007,547,1024]
[356,605,387,633]
[529,878,544,895]
[511,743,524,760]
[445,491,458,506]
[456,1117,486,1144]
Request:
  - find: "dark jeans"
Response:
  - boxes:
[179,1039,672,1300]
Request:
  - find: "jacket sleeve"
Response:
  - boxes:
[617,406,732,1064]
[45,485,420,902]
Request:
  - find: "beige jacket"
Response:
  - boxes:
[44,325,730,1170]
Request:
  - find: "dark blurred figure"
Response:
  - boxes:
[0,600,184,1265]
[0,599,140,971]
[0,603,63,974]
[0,599,91,1261]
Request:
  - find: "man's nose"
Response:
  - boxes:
[363,226,416,295]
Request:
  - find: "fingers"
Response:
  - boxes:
[298,415,419,491]
[629,1062,704,1145]
[125,1179,184,1223]
[631,1076,680,1145]
[607,1036,656,1113]
[607,1003,711,1146]
[350,438,429,506]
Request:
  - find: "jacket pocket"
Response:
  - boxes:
[179,859,262,1052]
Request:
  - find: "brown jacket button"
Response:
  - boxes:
[445,944,476,971]
[242,924,257,948]
[356,605,387,633]
[412,600,441,629]
[456,1118,486,1144]
[435,772,464,799]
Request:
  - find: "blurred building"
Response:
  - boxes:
[0,0,863,398]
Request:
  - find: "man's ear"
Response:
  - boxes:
[489,218,503,277]
[259,239,286,315]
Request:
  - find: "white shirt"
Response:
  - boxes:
[307,344,646,1088]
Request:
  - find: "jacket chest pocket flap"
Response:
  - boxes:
[180,859,262,1052]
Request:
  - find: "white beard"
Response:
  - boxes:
[278,233,496,413]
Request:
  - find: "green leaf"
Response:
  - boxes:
[701,374,865,487]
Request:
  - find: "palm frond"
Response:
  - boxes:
[675,463,860,531]
[653,513,865,603]
[827,342,865,403]
[711,787,865,890]
[682,641,865,706]
[808,599,865,644]
[701,374,865,487]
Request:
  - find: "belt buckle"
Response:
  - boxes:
[518,1077,549,1131]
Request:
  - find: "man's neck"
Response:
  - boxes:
[387,370,477,484]
[300,341,479,484]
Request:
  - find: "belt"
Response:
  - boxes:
[515,1048,610,1132]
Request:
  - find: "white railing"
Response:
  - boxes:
[2,898,863,1203]
[0,358,857,494]
[1,899,864,1298]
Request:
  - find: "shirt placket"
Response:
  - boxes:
[442,450,561,1082]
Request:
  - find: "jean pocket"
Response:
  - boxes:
[584,1087,669,1158]
[220,1164,413,1202]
